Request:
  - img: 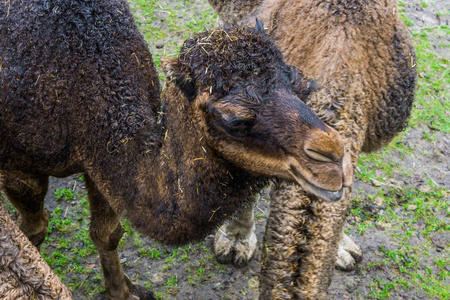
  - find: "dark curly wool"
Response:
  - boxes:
[364,28,416,152]
[0,0,160,214]
[176,27,314,101]
[0,0,160,161]
[1,1,342,298]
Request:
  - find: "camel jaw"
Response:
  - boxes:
[289,165,345,202]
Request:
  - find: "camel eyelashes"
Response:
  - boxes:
[211,102,256,136]
[305,148,336,163]
[224,118,255,136]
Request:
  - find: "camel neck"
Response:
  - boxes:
[125,85,266,244]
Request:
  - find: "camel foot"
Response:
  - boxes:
[335,233,362,271]
[16,209,49,250]
[214,222,257,267]
[122,275,156,300]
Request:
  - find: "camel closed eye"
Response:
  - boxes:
[212,101,256,134]
[305,148,335,162]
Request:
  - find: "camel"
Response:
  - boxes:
[207,0,417,298]
[1,0,351,298]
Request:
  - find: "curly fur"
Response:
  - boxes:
[0,0,160,154]
[1,0,343,298]
[208,0,417,298]
[0,203,72,299]
[0,0,160,213]
[237,0,417,153]
[127,27,318,245]
[172,27,315,102]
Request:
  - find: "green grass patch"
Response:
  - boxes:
[350,184,449,299]
[409,29,450,136]
[399,13,414,26]
[129,0,217,83]
[420,1,428,8]
[54,188,75,202]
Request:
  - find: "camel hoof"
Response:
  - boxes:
[335,233,362,271]
[125,275,156,300]
[214,223,257,268]
[131,285,155,300]
[16,210,49,249]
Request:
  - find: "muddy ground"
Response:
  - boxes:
[2,0,449,299]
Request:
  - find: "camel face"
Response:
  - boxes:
[205,88,349,202]
[258,90,350,201]
[162,27,348,202]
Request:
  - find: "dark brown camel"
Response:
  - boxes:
[1,0,350,299]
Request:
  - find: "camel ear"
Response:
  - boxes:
[161,57,197,101]
[288,66,316,98]
[255,18,265,34]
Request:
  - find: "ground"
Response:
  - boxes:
[2,0,449,299]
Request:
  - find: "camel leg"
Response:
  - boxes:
[295,194,352,299]
[85,176,154,300]
[214,194,259,267]
[335,146,362,271]
[260,182,312,299]
[260,181,351,300]
[2,170,49,249]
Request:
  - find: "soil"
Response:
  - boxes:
[2,0,449,299]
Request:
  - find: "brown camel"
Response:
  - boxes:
[1,0,351,298]
[207,0,417,298]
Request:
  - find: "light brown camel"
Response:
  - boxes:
[207,0,417,298]
[0,200,72,300]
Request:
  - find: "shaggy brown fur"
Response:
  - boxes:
[0,202,72,300]
[129,27,350,245]
[208,0,417,299]
[1,1,350,299]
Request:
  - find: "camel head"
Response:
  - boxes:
[162,26,351,201]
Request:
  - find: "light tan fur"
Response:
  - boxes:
[0,201,72,300]
[215,196,259,267]
[208,0,417,298]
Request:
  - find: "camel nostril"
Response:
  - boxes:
[305,148,334,163]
